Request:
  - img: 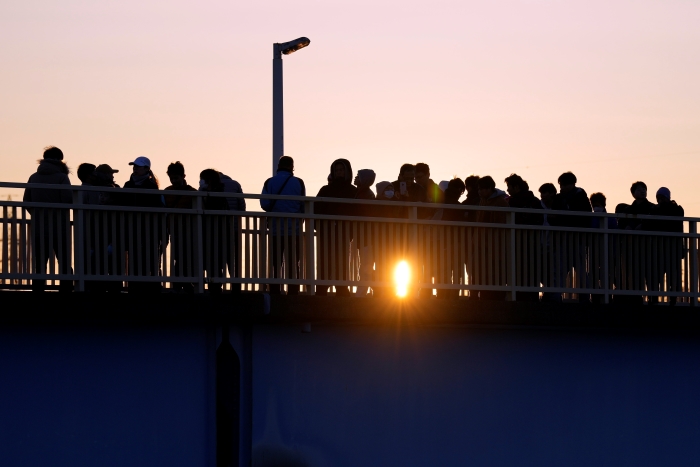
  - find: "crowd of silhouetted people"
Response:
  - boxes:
[22,146,686,300]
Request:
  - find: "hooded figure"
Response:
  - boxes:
[315,158,358,214]
[354,169,376,200]
[23,147,73,292]
[315,159,358,296]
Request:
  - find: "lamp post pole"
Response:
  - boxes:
[272,37,310,176]
[272,44,284,176]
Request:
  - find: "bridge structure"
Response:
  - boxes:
[2,182,700,466]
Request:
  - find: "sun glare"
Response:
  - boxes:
[394,260,410,298]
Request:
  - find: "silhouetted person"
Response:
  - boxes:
[505,173,542,225]
[505,174,542,301]
[220,173,246,212]
[589,192,617,303]
[123,156,163,293]
[164,161,196,208]
[316,159,358,296]
[550,172,592,228]
[648,187,684,305]
[551,172,592,301]
[437,178,466,300]
[261,156,306,294]
[538,183,561,302]
[474,176,508,300]
[611,202,636,304]
[77,163,96,185]
[626,181,655,230]
[442,178,466,221]
[220,172,246,290]
[590,193,616,229]
[200,169,229,293]
[461,175,481,223]
[415,163,442,202]
[391,164,427,204]
[354,169,376,201]
[164,161,197,293]
[77,163,99,205]
[353,169,376,296]
[477,176,508,224]
[23,146,73,292]
[83,164,122,293]
[415,162,444,211]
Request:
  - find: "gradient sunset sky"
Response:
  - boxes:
[1,0,699,211]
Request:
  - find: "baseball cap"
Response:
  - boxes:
[95,164,119,175]
[129,156,151,167]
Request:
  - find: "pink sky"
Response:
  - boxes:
[1,0,699,211]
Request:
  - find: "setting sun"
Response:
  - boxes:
[394,261,410,298]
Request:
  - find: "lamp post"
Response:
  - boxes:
[272,37,310,176]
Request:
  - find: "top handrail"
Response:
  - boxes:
[2,181,695,223]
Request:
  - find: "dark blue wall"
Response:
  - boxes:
[251,325,700,467]
[0,325,216,467]
[3,306,700,467]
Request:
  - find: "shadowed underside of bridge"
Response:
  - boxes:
[2,292,700,329]
[3,293,700,467]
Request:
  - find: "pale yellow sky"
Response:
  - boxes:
[1,0,699,211]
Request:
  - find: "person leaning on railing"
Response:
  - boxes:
[315,158,358,297]
[260,156,306,295]
[23,146,74,293]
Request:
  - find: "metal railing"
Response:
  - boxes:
[1,181,697,303]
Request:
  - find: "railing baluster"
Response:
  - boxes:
[508,212,516,301]
[690,222,698,306]
[72,190,84,292]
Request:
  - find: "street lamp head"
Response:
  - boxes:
[276,37,311,56]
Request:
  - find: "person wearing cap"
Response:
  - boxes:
[649,187,685,305]
[84,164,122,292]
[122,156,162,207]
[260,156,306,295]
[24,146,74,292]
[123,156,164,293]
